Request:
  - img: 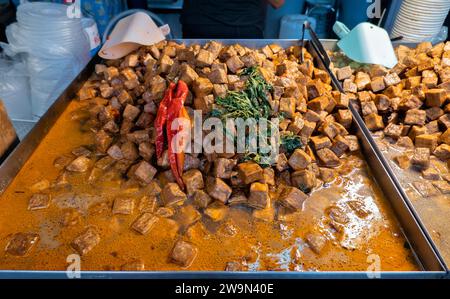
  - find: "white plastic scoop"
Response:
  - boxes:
[99,12,170,60]
[333,21,398,68]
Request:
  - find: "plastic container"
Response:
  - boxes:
[391,0,450,42]
[0,57,32,120]
[264,0,306,39]
[82,17,101,57]
[2,2,90,117]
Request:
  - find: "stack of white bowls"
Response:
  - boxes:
[5,2,90,117]
[391,0,450,42]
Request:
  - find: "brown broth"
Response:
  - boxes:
[0,100,419,271]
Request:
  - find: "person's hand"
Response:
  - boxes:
[267,0,285,9]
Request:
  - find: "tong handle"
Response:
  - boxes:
[301,21,332,67]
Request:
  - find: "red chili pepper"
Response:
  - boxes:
[176,107,190,176]
[166,80,189,189]
[154,82,176,159]
[174,80,189,103]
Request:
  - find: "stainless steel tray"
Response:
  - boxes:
[321,40,450,275]
[0,39,446,279]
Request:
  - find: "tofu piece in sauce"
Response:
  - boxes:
[5,233,40,256]
[71,227,100,256]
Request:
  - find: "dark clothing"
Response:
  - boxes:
[127,0,148,9]
[182,23,264,39]
[181,0,266,38]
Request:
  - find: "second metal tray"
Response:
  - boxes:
[0,39,446,278]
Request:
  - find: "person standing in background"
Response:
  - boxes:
[181,0,284,39]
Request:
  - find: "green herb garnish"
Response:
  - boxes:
[213,66,273,120]
[211,66,278,166]
[280,131,303,154]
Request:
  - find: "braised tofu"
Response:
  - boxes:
[434,144,450,160]
[310,136,332,150]
[300,120,317,141]
[364,113,384,131]
[66,156,91,172]
[316,148,341,167]
[336,109,353,128]
[287,115,305,134]
[196,49,214,67]
[213,158,237,179]
[112,197,135,215]
[374,94,391,112]
[439,114,450,130]
[411,147,431,169]
[432,181,450,194]
[275,153,289,172]
[361,101,378,116]
[371,77,386,92]
[138,195,159,213]
[107,144,123,160]
[336,66,352,80]
[161,183,187,206]
[260,168,275,185]
[405,76,422,89]
[170,240,198,268]
[384,123,404,139]
[178,205,201,227]
[139,142,154,161]
[95,130,113,153]
[415,134,438,151]
[133,161,157,184]
[355,71,371,90]
[204,202,228,221]
[330,135,350,157]
[279,97,296,118]
[206,177,232,203]
[309,95,331,112]
[237,162,263,184]
[180,64,199,85]
[344,135,360,152]
[291,170,316,193]
[394,154,410,169]
[413,181,439,197]
[288,149,312,170]
[384,73,401,87]
[193,190,213,208]
[28,194,51,211]
[425,89,446,107]
[131,213,159,235]
[226,56,244,74]
[71,227,100,255]
[426,107,444,121]
[182,169,204,195]
[5,233,40,256]
[247,182,269,209]
[319,167,336,183]
[194,94,215,113]
[208,68,228,84]
[305,233,327,254]
[192,77,213,97]
[405,109,427,126]
[228,192,248,206]
[421,167,440,180]
[440,128,450,145]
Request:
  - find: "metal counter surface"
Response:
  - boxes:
[0,39,446,278]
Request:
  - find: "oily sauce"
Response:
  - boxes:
[0,100,419,271]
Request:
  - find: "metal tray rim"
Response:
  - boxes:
[0,39,446,278]
[0,270,446,279]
